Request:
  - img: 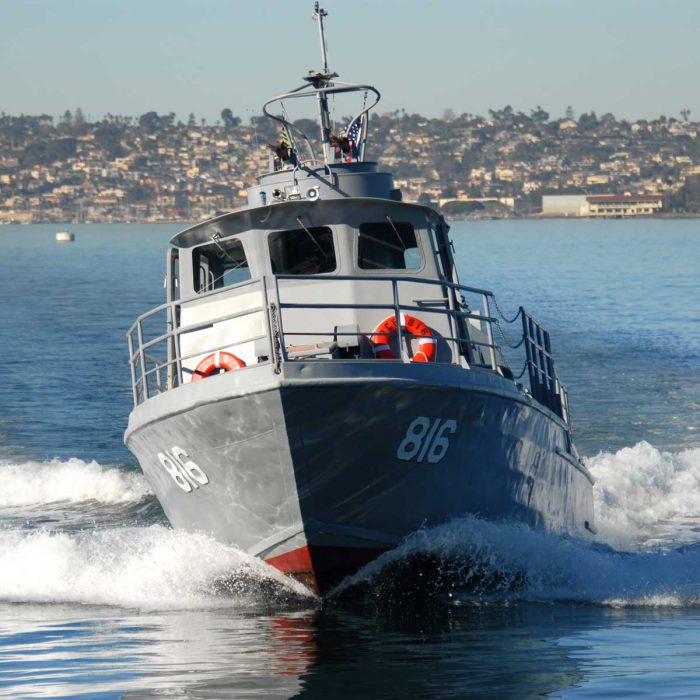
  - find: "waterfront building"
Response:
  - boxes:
[542,193,663,218]
[586,194,663,217]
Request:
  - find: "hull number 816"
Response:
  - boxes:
[397,417,457,464]
[157,446,209,493]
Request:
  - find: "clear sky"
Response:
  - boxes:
[1,0,699,123]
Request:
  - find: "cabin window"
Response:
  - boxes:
[268,226,336,275]
[357,221,422,270]
[193,237,251,293]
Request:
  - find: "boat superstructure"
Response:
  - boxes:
[125,4,595,595]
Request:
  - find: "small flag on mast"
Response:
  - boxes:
[346,115,363,158]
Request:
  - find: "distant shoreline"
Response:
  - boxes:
[437,211,700,222]
[2,212,700,226]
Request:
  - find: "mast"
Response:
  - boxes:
[262,4,380,169]
[310,3,336,164]
[314,1,329,72]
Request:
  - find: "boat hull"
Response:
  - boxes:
[125,364,595,595]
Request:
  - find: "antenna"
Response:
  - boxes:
[313,2,329,73]
[309,3,335,164]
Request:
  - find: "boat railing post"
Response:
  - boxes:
[483,294,497,371]
[166,305,174,391]
[535,325,550,404]
[136,319,148,401]
[445,281,459,365]
[392,278,406,362]
[528,317,541,400]
[522,313,536,400]
[260,277,277,370]
[154,352,162,392]
[166,301,181,390]
[273,275,288,364]
[543,329,559,414]
[127,332,138,406]
[172,303,184,388]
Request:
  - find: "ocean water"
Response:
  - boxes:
[0,218,698,698]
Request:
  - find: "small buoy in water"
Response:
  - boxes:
[56,231,75,242]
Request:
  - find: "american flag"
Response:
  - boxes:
[346,116,362,158]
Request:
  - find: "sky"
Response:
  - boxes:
[1,0,699,124]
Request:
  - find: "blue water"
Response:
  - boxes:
[0,219,698,698]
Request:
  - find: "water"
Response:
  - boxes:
[0,219,698,698]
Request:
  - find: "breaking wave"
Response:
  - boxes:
[587,441,700,549]
[333,515,700,607]
[0,458,152,507]
[0,459,313,608]
[335,441,700,606]
[2,442,699,609]
[0,525,313,609]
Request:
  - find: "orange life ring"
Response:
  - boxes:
[370,314,437,363]
[192,351,246,381]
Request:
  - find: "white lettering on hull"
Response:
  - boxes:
[397,417,457,464]
[157,447,209,492]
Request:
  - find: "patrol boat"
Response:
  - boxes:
[125,4,596,596]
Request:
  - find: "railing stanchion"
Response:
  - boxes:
[445,282,459,365]
[543,329,558,412]
[127,332,139,406]
[136,320,148,401]
[173,303,183,388]
[483,295,497,371]
[261,277,277,371]
[392,279,406,362]
[274,275,288,363]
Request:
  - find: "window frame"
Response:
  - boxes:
[353,220,426,275]
[192,236,252,294]
[266,224,339,277]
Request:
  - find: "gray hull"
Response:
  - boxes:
[126,361,595,595]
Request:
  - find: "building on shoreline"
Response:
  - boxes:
[586,194,663,217]
[542,193,663,218]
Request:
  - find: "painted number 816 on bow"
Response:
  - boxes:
[397,417,457,464]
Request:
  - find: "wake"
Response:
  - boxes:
[0,525,313,609]
[1,442,698,609]
[334,442,700,605]
[0,457,151,507]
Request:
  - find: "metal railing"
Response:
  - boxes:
[127,277,274,406]
[272,273,501,370]
[521,309,570,425]
[127,273,571,428]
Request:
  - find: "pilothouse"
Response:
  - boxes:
[125,3,596,596]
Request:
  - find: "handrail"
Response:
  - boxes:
[130,303,268,363]
[262,82,381,166]
[127,272,570,430]
[127,275,264,336]
[273,272,495,298]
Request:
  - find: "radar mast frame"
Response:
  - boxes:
[262,3,381,169]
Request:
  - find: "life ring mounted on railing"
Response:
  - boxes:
[370,314,437,363]
[192,351,246,381]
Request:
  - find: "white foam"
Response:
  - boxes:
[335,441,700,605]
[0,525,313,609]
[587,442,700,548]
[334,515,700,606]
[0,458,152,506]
